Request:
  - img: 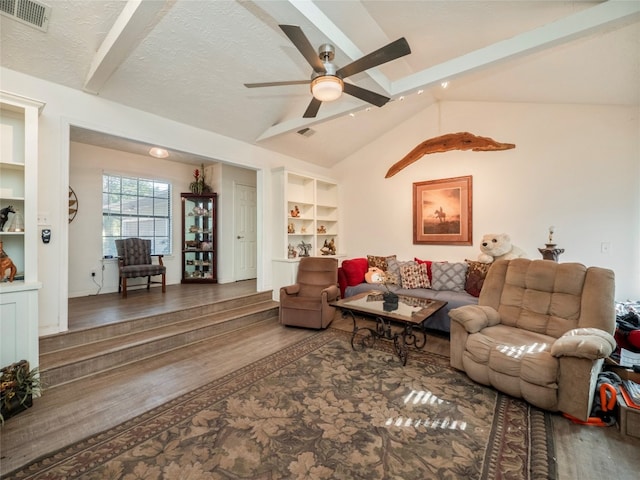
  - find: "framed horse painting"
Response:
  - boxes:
[413,176,472,245]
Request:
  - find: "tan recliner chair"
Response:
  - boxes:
[279,257,339,329]
[450,258,616,421]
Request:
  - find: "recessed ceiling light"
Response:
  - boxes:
[441,81,449,89]
[417,89,424,95]
[398,96,405,101]
[149,147,169,158]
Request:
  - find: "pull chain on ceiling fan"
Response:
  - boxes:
[244,25,411,118]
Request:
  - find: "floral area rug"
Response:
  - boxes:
[6,329,556,480]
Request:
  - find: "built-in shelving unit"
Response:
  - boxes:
[0,91,44,370]
[272,168,340,300]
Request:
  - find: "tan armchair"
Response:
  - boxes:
[279,257,339,329]
[450,258,616,421]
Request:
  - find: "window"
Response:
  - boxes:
[102,174,171,257]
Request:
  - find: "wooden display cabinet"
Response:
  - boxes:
[181,193,217,283]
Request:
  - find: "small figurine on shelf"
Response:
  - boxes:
[0,241,17,282]
[320,238,336,256]
[300,226,307,234]
[0,205,15,231]
[287,244,297,259]
[287,223,295,234]
[290,205,300,217]
[297,241,311,257]
[317,225,326,234]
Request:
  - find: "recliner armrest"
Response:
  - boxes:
[551,328,616,360]
[321,284,340,302]
[281,284,301,297]
[449,305,501,333]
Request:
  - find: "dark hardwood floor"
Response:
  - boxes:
[1,283,638,478]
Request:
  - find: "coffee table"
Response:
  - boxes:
[331,290,447,365]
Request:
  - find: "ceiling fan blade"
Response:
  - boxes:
[244,80,310,88]
[303,97,322,118]
[343,83,390,107]
[280,25,326,74]
[336,37,411,79]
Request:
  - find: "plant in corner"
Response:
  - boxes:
[189,163,213,195]
[0,360,42,425]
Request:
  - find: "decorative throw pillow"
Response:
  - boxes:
[367,254,396,272]
[414,257,434,283]
[365,267,385,284]
[400,262,431,289]
[431,262,468,292]
[464,260,491,297]
[386,258,414,286]
[341,258,368,286]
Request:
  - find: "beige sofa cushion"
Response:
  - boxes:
[490,260,588,337]
[464,325,558,387]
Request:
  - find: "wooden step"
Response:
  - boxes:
[39,293,279,388]
[40,291,273,353]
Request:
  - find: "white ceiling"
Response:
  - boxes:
[1,0,639,168]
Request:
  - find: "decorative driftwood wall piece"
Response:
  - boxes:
[385,132,515,178]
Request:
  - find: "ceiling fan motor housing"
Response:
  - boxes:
[318,43,335,62]
[245,25,411,117]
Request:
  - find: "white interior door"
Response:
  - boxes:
[234,183,257,280]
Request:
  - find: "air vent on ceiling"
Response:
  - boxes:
[0,0,50,32]
[297,128,316,138]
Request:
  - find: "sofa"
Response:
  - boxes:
[338,255,486,333]
[449,258,616,420]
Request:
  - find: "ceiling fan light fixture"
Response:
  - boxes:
[310,76,343,102]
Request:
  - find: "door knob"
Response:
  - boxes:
[237,235,244,239]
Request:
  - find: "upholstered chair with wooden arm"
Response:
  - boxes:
[449,258,616,421]
[279,256,339,329]
[115,238,166,299]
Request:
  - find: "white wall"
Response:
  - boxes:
[68,146,257,295]
[1,68,333,335]
[68,142,197,297]
[333,101,640,301]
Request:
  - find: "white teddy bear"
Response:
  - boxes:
[477,233,527,264]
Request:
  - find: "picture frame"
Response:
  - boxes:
[413,175,472,245]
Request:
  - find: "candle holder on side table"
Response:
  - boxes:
[538,244,564,262]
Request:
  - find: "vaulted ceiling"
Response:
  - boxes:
[1,0,639,167]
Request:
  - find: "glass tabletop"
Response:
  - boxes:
[331,290,447,325]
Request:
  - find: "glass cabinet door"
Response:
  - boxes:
[181,193,217,283]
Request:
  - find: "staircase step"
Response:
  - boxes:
[39,294,279,388]
[40,291,273,354]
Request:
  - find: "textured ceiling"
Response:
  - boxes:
[1,0,639,167]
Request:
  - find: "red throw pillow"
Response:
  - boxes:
[414,257,433,283]
[341,258,368,286]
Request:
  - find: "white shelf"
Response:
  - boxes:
[273,168,340,259]
[272,169,341,300]
[0,91,44,371]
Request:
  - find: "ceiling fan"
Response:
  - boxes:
[244,25,411,118]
